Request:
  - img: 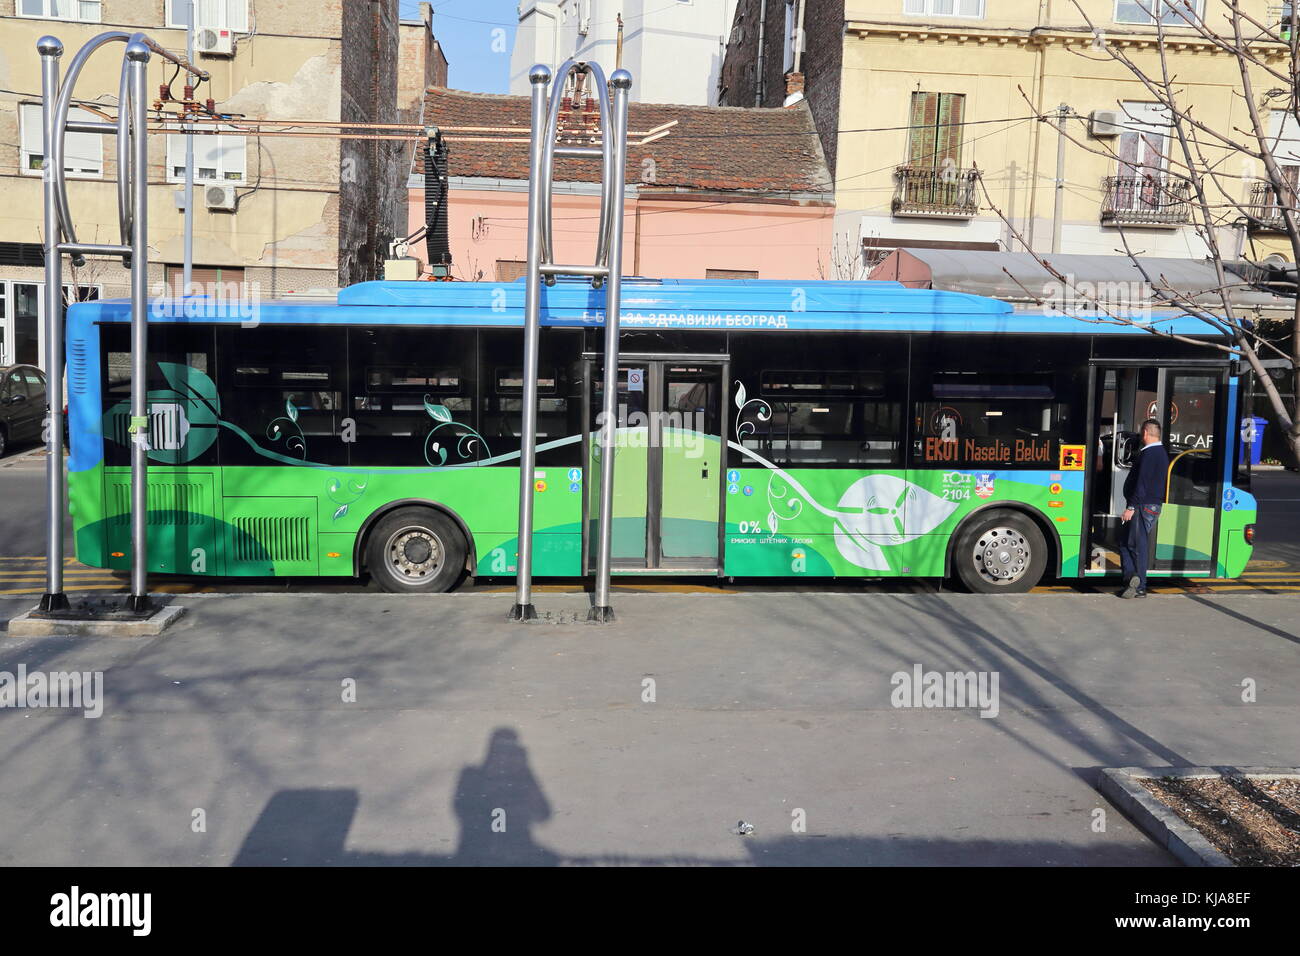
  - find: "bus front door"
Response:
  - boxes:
[585,358,725,572]
[1086,364,1223,576]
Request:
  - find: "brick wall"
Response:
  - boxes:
[718,0,844,177]
[338,0,400,288]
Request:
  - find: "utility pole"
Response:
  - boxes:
[183,0,195,293]
[1051,103,1067,255]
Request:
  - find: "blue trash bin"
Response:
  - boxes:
[1239,416,1268,465]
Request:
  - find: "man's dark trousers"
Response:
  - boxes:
[1119,503,1161,591]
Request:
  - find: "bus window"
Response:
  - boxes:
[729,332,908,469]
[913,372,1068,468]
[480,329,582,466]
[216,325,349,466]
[101,322,218,466]
[348,327,478,467]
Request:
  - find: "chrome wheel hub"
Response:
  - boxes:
[972,527,1030,584]
[387,526,443,581]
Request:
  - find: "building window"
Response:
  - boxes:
[1114,0,1201,24]
[1116,102,1171,175]
[18,0,102,22]
[20,104,103,177]
[166,129,247,184]
[166,0,250,32]
[907,91,966,169]
[495,260,527,282]
[705,269,759,279]
[782,1,804,73]
[903,0,985,18]
[166,265,247,299]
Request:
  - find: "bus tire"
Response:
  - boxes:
[952,509,1047,595]
[0,424,7,458]
[365,507,466,594]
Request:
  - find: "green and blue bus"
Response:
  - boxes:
[64,278,1256,593]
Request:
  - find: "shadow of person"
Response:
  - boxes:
[452,727,558,866]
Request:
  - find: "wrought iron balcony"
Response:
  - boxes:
[892,165,980,218]
[1100,174,1192,226]
[1246,178,1296,232]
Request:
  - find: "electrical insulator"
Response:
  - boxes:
[183,84,194,100]
[205,98,215,113]
[159,84,170,101]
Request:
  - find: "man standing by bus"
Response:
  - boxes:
[1119,418,1169,598]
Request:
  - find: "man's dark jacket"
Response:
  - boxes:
[1123,441,1170,508]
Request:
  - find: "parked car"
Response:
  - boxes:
[0,364,48,458]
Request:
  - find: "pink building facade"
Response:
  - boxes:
[406,89,834,282]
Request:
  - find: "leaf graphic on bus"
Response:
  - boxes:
[286,397,299,423]
[425,398,453,423]
[333,504,349,521]
[125,361,221,464]
[735,381,747,410]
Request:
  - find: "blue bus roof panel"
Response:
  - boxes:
[67,278,1229,337]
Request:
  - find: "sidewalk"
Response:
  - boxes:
[1,589,1297,865]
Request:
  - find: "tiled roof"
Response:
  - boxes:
[420,87,833,197]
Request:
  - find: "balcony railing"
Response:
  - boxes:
[1246,179,1297,232]
[892,165,980,218]
[1100,174,1192,226]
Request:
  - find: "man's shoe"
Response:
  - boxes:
[1135,588,1148,598]
[1119,575,1140,599]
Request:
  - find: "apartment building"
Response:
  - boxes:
[720,0,1296,274]
[511,0,738,105]
[0,0,438,370]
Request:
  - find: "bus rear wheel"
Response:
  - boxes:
[953,509,1047,594]
[365,507,467,593]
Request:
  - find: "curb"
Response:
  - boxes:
[1099,766,1300,867]
[6,603,187,638]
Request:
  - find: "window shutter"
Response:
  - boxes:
[20,105,43,159]
[65,107,102,174]
[908,92,939,167]
[218,134,247,180]
[936,93,964,168]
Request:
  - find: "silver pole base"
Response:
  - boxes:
[38,591,70,612]
[508,603,538,622]
[586,605,616,624]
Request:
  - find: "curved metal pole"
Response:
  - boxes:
[37,36,68,613]
[538,60,614,272]
[116,56,133,258]
[51,30,132,265]
[509,64,552,622]
[538,58,576,267]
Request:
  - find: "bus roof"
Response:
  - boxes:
[68,277,1228,337]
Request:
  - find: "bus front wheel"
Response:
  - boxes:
[952,509,1047,595]
[365,507,467,593]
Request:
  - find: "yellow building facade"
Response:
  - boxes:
[0,0,422,369]
[723,0,1295,274]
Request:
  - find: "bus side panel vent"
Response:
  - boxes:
[69,339,89,395]
[110,481,206,526]
[232,515,311,564]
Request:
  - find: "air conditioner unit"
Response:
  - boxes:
[1090,109,1124,138]
[195,26,234,56]
[205,184,237,212]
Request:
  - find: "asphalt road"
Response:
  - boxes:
[2,444,1297,596]
[1,587,1296,866]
